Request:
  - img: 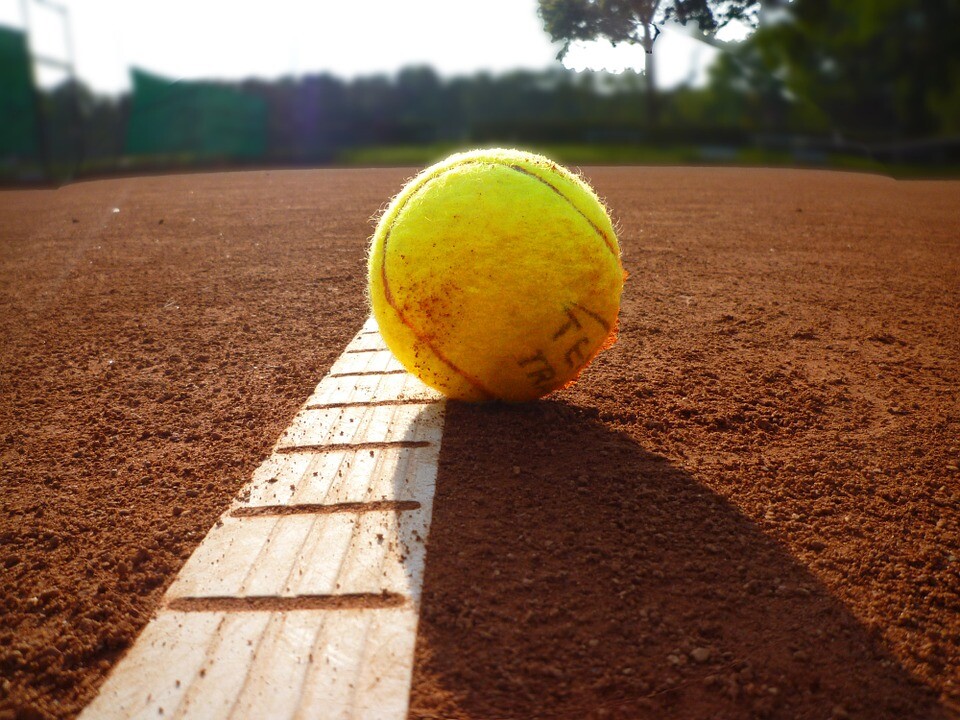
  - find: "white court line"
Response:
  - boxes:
[80,318,445,720]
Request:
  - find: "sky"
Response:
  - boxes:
[0,0,748,95]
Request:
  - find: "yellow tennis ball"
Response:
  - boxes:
[368,148,624,402]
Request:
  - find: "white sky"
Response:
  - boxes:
[0,0,747,95]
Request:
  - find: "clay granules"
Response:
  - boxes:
[1,167,957,719]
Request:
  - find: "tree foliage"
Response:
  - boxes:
[538,0,763,56]
[538,0,762,124]
[754,0,960,139]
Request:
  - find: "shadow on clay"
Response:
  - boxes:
[407,399,946,720]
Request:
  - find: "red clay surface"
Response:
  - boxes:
[0,166,958,719]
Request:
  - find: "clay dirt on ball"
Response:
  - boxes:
[0,167,958,719]
[368,149,624,403]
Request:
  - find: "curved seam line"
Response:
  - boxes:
[379,158,617,400]
[571,302,612,332]
[380,164,496,400]
[505,164,619,258]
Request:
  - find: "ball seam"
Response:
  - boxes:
[379,167,497,400]
[378,157,618,401]
[504,163,619,259]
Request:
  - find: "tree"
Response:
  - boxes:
[753,0,960,141]
[538,0,763,125]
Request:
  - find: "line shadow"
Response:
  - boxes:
[409,400,945,720]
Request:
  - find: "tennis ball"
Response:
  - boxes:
[368,148,623,402]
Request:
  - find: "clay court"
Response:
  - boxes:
[0,165,958,718]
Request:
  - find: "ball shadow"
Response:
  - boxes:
[408,400,945,720]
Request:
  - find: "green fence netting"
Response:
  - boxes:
[125,68,267,161]
[0,25,40,160]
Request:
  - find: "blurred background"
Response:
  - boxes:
[1,0,958,183]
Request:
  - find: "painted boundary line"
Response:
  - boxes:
[80,318,445,720]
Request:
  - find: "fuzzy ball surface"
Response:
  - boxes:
[368,148,624,402]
